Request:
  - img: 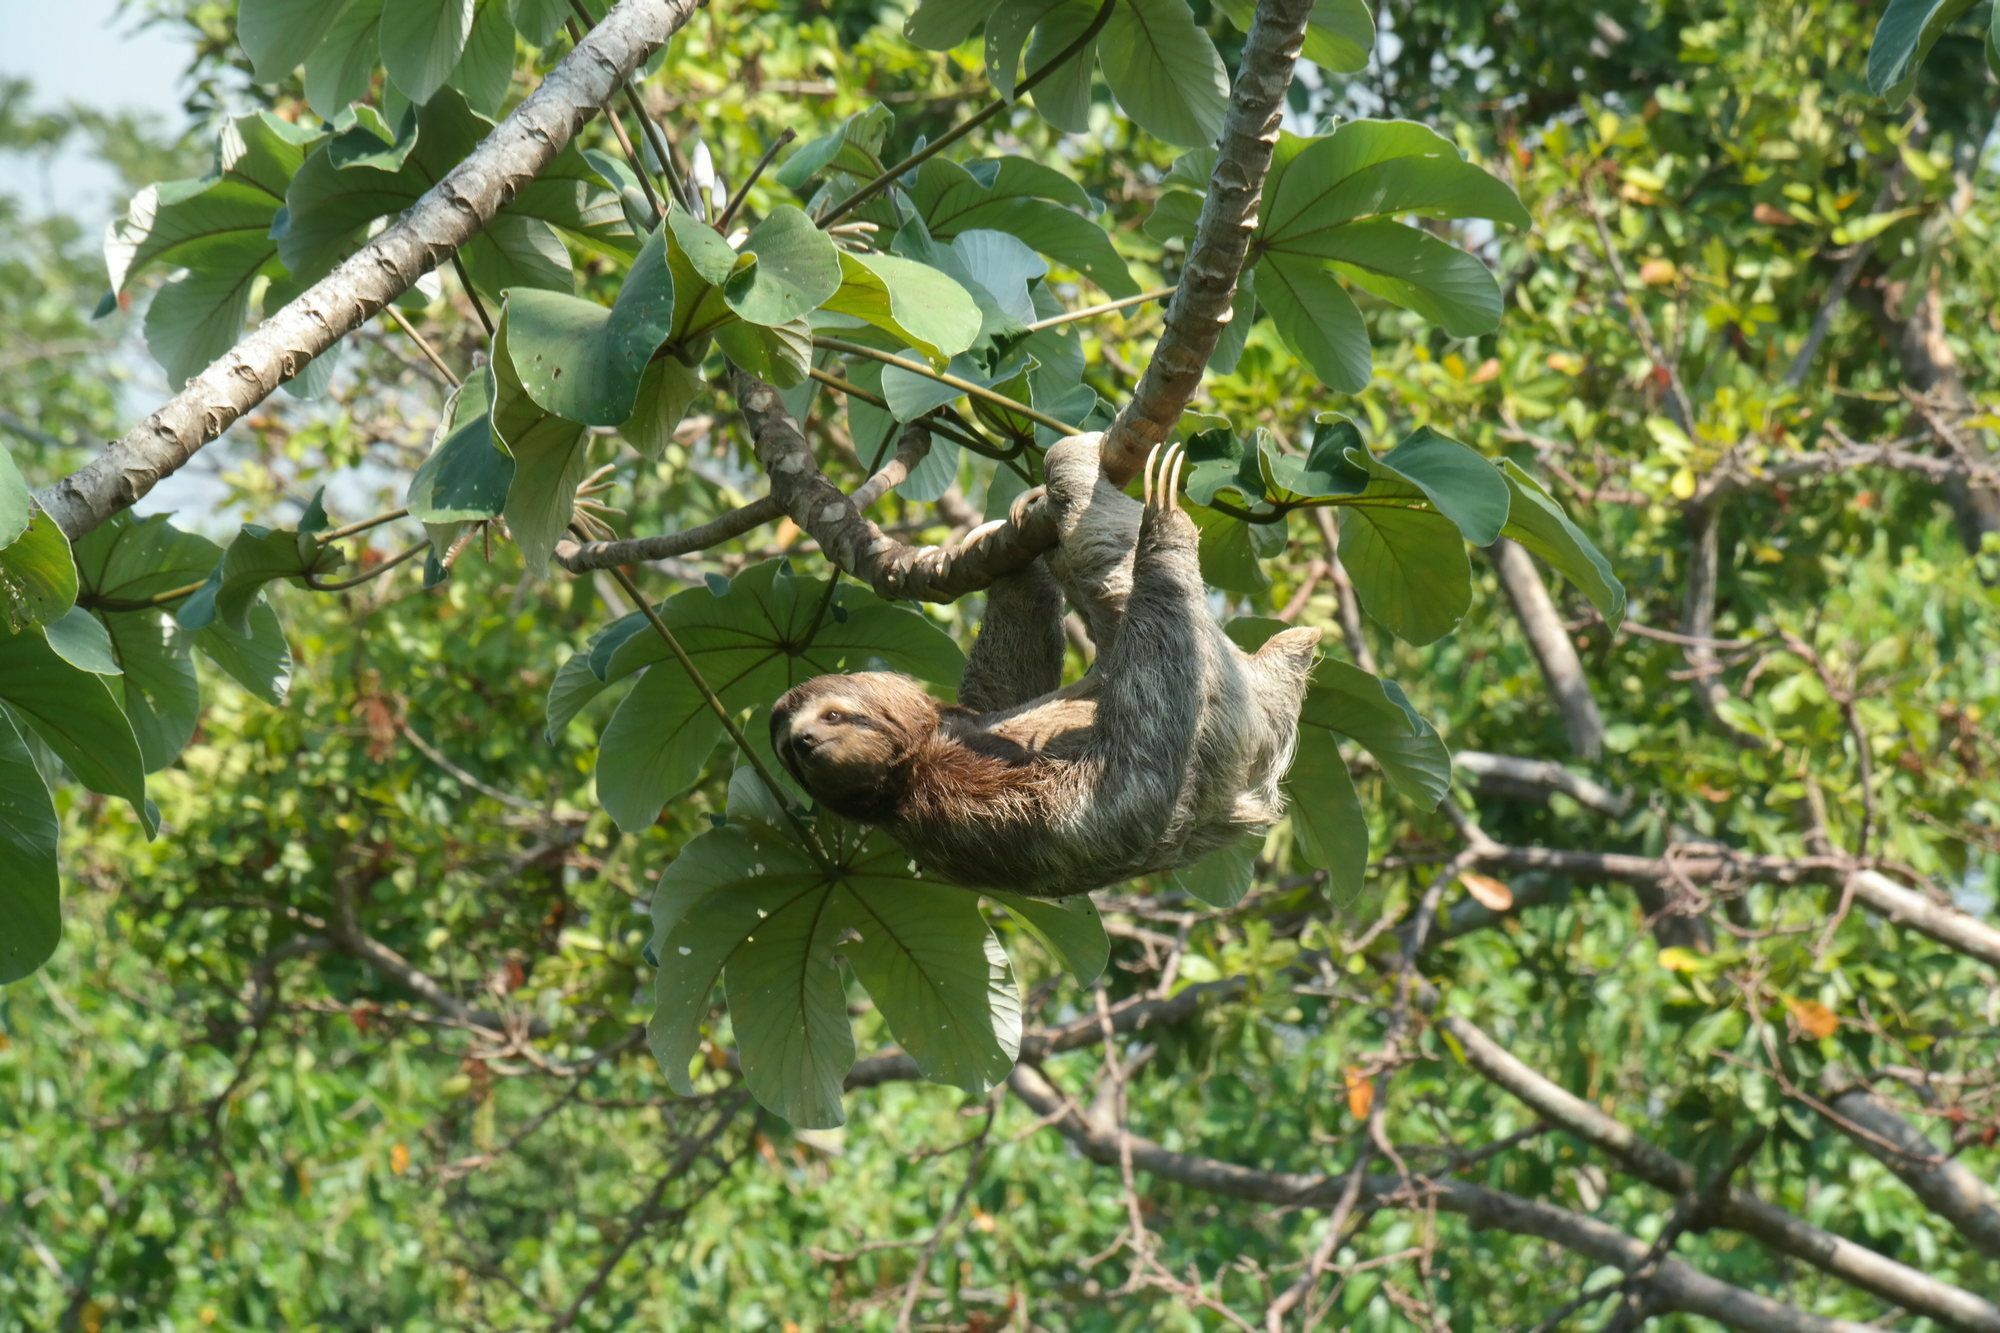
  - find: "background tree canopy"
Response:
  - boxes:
[1,0,1997,1327]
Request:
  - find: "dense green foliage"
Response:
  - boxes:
[1,0,1997,1326]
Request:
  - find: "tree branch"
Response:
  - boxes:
[1443,1015,2000,1332]
[36,0,703,539]
[1818,1068,2000,1261]
[1007,1064,1873,1333]
[1097,0,1314,484]
[1486,537,1605,759]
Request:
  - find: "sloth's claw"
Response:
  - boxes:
[1142,441,1186,517]
[1008,484,1047,530]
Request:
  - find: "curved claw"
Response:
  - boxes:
[1163,442,1187,515]
[1008,484,1047,530]
[1141,441,1186,516]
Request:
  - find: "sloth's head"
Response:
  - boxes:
[770,673,940,821]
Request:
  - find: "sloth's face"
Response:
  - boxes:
[770,673,936,820]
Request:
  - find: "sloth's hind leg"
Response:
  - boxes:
[958,560,1066,712]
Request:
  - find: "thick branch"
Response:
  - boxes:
[1008,1064,1870,1333]
[1098,0,1313,484]
[1465,846,2000,970]
[36,0,702,539]
[733,371,1058,601]
[1444,1016,2000,1332]
[1486,537,1605,759]
[1819,1069,2000,1261]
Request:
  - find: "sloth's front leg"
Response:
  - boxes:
[1038,432,1142,651]
[1085,443,1210,857]
[957,560,1065,713]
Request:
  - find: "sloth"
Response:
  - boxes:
[771,433,1321,897]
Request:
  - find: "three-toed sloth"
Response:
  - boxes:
[772,433,1321,897]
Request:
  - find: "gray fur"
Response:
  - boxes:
[772,433,1321,897]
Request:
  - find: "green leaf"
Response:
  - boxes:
[595,667,727,834]
[1021,0,1101,131]
[823,251,982,366]
[619,356,705,460]
[304,0,386,118]
[1338,501,1469,645]
[1346,427,1510,546]
[648,824,853,1127]
[195,604,293,706]
[238,0,360,82]
[1214,0,1372,72]
[836,879,1022,1092]
[903,0,998,50]
[99,612,201,773]
[408,379,513,524]
[1868,0,1978,104]
[1258,253,1373,393]
[909,158,1137,297]
[502,224,675,425]
[983,891,1108,983]
[775,105,893,190]
[1498,459,1626,628]
[1284,730,1367,892]
[1263,120,1531,238]
[1099,0,1229,147]
[1170,836,1259,907]
[107,113,316,388]
[714,318,812,389]
[74,513,292,710]
[175,504,332,637]
[381,0,475,104]
[44,609,120,676]
[1296,219,1503,337]
[0,710,60,986]
[561,562,963,828]
[448,0,518,115]
[0,490,79,635]
[724,207,842,327]
[0,629,150,823]
[490,313,594,575]
[1308,660,1451,807]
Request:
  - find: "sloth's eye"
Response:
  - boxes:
[822,709,845,724]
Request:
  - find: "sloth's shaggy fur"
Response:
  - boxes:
[772,434,1321,896]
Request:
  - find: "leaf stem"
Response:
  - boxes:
[304,539,429,591]
[595,552,834,871]
[385,306,462,387]
[321,508,412,543]
[1021,286,1176,333]
[811,337,1081,439]
[450,255,496,337]
[718,129,798,231]
[567,0,691,213]
[806,367,1017,460]
[818,0,1118,226]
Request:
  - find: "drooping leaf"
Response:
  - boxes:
[380,0,476,105]
[1307,660,1452,808]
[237,0,360,82]
[1098,0,1229,148]
[1343,427,1510,546]
[175,495,334,637]
[304,0,387,118]
[502,224,675,426]
[490,314,594,575]
[408,377,513,526]
[449,0,519,114]
[43,609,119,676]
[1498,459,1626,628]
[982,890,1108,983]
[648,824,853,1127]
[106,113,319,388]
[1170,836,1260,907]
[1258,255,1373,393]
[0,710,60,985]
[1338,501,1470,645]
[1868,0,1979,104]
[836,879,1022,1092]
[724,207,842,327]
[595,666,728,834]
[0,449,78,634]
[823,251,982,366]
[0,628,150,824]
[910,157,1138,297]
[619,356,705,460]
